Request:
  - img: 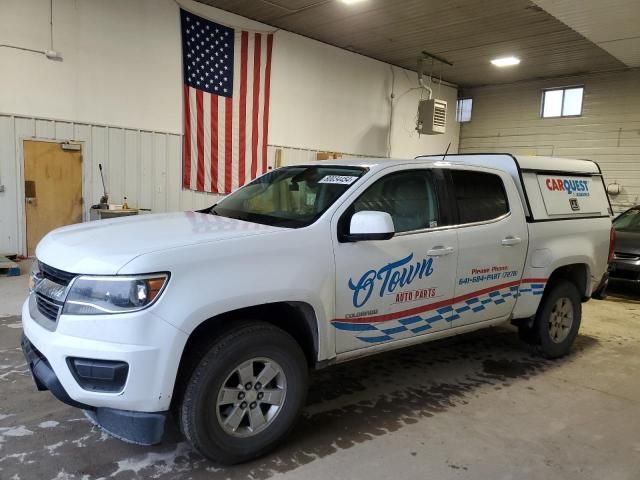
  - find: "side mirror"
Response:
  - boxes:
[346,211,395,242]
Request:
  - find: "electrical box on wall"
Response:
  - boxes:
[416,99,447,134]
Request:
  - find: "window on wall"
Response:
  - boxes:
[541,86,584,118]
[456,98,473,122]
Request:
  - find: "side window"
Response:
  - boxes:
[451,170,509,224]
[351,170,440,233]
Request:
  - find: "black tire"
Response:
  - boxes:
[179,321,308,464]
[534,280,582,359]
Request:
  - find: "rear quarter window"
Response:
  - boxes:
[451,170,509,224]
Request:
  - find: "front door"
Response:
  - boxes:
[332,168,458,353]
[448,168,528,328]
[24,140,83,256]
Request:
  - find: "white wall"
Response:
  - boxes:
[268,33,459,158]
[0,0,182,134]
[0,0,458,254]
[459,69,640,212]
[0,0,458,155]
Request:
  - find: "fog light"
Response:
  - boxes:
[67,358,129,393]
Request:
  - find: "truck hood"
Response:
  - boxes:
[36,212,283,274]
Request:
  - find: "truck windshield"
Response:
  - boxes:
[613,208,640,232]
[208,165,367,228]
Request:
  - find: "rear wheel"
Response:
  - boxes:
[179,322,308,464]
[534,280,582,358]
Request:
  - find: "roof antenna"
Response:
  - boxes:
[441,142,451,161]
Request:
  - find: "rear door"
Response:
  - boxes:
[332,167,458,353]
[447,168,528,327]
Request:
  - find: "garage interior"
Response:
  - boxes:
[1,0,640,479]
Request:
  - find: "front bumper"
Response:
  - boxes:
[21,333,89,409]
[22,333,167,444]
[21,296,189,444]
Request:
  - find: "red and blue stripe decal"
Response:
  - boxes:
[332,278,546,344]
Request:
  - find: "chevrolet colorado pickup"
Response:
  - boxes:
[23,154,613,464]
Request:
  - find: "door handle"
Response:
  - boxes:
[427,246,455,256]
[501,236,522,246]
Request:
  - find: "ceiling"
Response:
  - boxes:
[532,0,640,68]
[194,0,633,87]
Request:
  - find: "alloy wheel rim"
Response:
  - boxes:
[548,297,574,344]
[216,357,287,438]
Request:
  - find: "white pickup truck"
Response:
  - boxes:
[22,154,613,464]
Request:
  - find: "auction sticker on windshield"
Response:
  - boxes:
[318,175,359,185]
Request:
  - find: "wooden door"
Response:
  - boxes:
[24,140,83,256]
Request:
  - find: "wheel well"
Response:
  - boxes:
[171,302,318,410]
[546,264,590,300]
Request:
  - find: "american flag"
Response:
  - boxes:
[180,9,274,194]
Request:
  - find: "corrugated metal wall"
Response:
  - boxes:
[459,70,640,213]
[0,114,217,255]
[0,114,376,255]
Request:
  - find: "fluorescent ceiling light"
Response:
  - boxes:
[490,56,520,67]
[340,0,367,4]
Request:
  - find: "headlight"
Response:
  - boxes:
[63,274,169,315]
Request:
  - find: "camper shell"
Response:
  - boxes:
[418,153,612,221]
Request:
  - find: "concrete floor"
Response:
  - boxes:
[1,275,640,480]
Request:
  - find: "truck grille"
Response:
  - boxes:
[35,293,64,321]
[33,262,77,325]
[39,261,76,286]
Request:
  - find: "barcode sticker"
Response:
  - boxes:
[318,175,358,185]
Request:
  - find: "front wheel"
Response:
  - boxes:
[179,322,308,464]
[535,280,582,359]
